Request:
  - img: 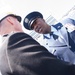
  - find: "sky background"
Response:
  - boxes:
[1,0,75,20]
[0,0,75,45]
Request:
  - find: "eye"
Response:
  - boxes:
[31,19,38,29]
[31,22,36,29]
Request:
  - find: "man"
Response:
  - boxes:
[0,12,75,75]
[23,11,75,64]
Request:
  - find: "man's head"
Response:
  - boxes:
[0,13,22,23]
[23,11,51,34]
[23,11,43,30]
[0,13,23,35]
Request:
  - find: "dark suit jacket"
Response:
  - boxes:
[0,32,75,75]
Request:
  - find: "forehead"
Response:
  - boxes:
[0,16,8,23]
[0,16,9,29]
[31,17,43,24]
[33,18,42,23]
[31,18,41,28]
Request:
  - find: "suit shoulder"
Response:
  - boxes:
[8,32,40,49]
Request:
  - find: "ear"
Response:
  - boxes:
[6,17,14,25]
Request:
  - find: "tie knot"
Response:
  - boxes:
[50,32,58,40]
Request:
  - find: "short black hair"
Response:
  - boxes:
[0,14,22,23]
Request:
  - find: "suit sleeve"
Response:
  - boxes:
[7,32,75,75]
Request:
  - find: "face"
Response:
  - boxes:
[0,16,23,35]
[0,17,7,35]
[31,18,50,34]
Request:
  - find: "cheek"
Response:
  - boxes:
[18,25,22,30]
[0,28,3,34]
[0,26,3,31]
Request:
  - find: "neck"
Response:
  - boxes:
[1,29,24,36]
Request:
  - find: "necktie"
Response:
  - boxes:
[50,32,58,40]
